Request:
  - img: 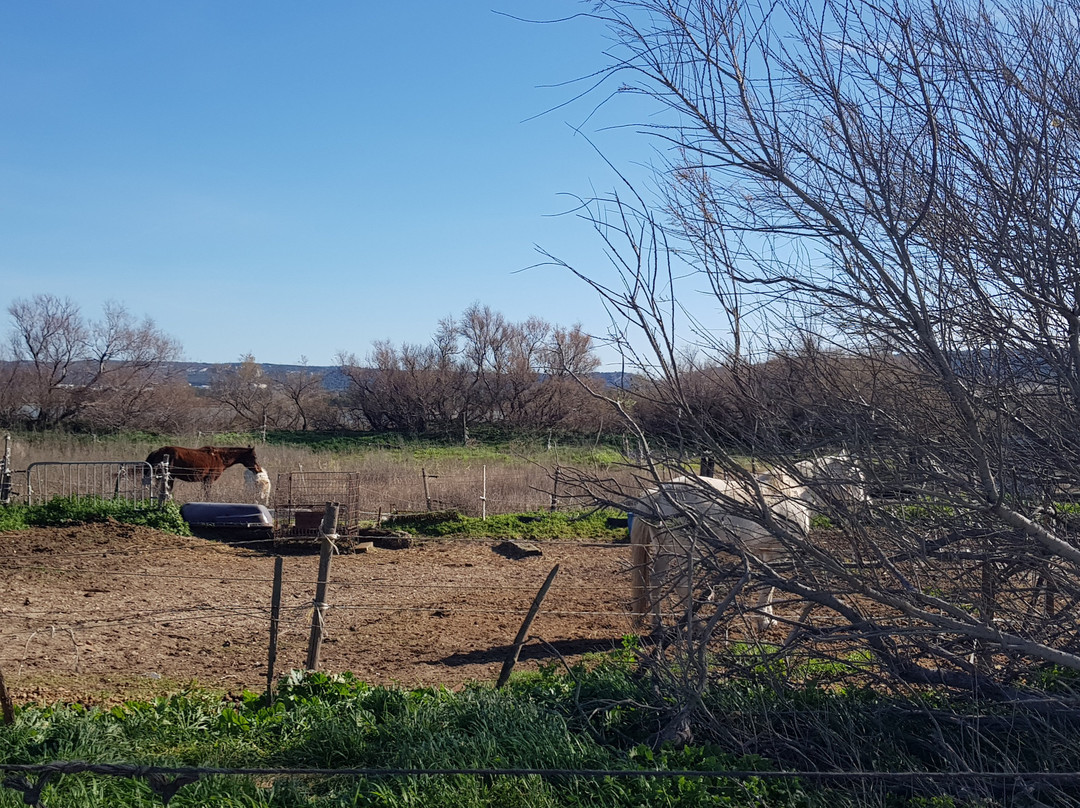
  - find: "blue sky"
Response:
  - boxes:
[0,2,656,368]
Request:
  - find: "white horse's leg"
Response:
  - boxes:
[652,539,673,630]
[753,584,775,632]
[749,536,785,633]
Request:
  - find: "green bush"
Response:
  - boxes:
[0,497,190,535]
[0,503,28,531]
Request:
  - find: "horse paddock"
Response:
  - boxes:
[0,524,635,705]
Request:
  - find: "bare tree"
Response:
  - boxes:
[338,305,608,436]
[5,295,182,430]
[209,354,275,431]
[550,0,1080,724]
[272,358,328,431]
[80,302,185,431]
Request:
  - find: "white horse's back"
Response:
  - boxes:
[628,470,812,631]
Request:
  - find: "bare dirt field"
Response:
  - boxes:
[0,524,635,705]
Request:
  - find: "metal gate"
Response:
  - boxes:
[272,471,363,536]
[26,461,155,506]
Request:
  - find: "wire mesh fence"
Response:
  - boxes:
[271,472,363,536]
[24,462,156,507]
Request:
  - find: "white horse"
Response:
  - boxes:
[628,471,812,633]
[244,468,272,506]
[793,452,867,515]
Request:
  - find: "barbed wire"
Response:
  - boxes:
[3,599,634,636]
[0,561,630,594]
[0,533,629,562]
[3,758,1079,783]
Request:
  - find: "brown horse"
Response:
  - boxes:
[145,446,262,499]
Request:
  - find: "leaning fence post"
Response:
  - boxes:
[496,564,560,689]
[305,502,339,672]
[265,556,284,702]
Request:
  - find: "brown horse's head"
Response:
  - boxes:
[206,446,262,474]
[235,446,262,474]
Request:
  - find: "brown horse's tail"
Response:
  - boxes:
[629,516,654,626]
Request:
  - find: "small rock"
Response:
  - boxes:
[492,540,543,560]
[373,535,412,550]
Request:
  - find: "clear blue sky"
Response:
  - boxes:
[0,2,654,369]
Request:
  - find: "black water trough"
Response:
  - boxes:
[180,502,274,542]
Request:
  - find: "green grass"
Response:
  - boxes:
[3,659,1074,807]
[0,497,190,535]
[263,428,626,466]
[382,508,628,541]
[0,668,811,808]
[0,495,624,542]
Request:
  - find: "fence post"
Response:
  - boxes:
[305,502,339,672]
[496,564,560,689]
[156,456,172,505]
[0,435,11,506]
[700,453,715,477]
[0,666,14,724]
[550,466,560,512]
[422,468,432,512]
[481,465,487,521]
[266,556,284,702]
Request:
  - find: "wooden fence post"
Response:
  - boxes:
[700,453,715,477]
[550,466,560,512]
[0,435,11,506]
[496,564,560,689]
[265,556,284,701]
[0,666,14,724]
[422,468,433,511]
[305,502,339,672]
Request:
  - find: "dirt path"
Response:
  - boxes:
[0,524,634,705]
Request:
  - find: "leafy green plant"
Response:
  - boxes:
[0,504,29,531]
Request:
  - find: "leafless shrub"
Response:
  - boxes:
[545,0,1080,744]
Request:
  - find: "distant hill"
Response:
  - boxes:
[173,363,631,392]
[175,362,352,391]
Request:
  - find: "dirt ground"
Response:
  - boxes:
[0,523,635,705]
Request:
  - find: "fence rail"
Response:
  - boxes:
[25,461,155,506]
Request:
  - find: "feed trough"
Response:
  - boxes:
[180,502,274,542]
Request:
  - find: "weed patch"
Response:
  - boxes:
[0,498,190,535]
